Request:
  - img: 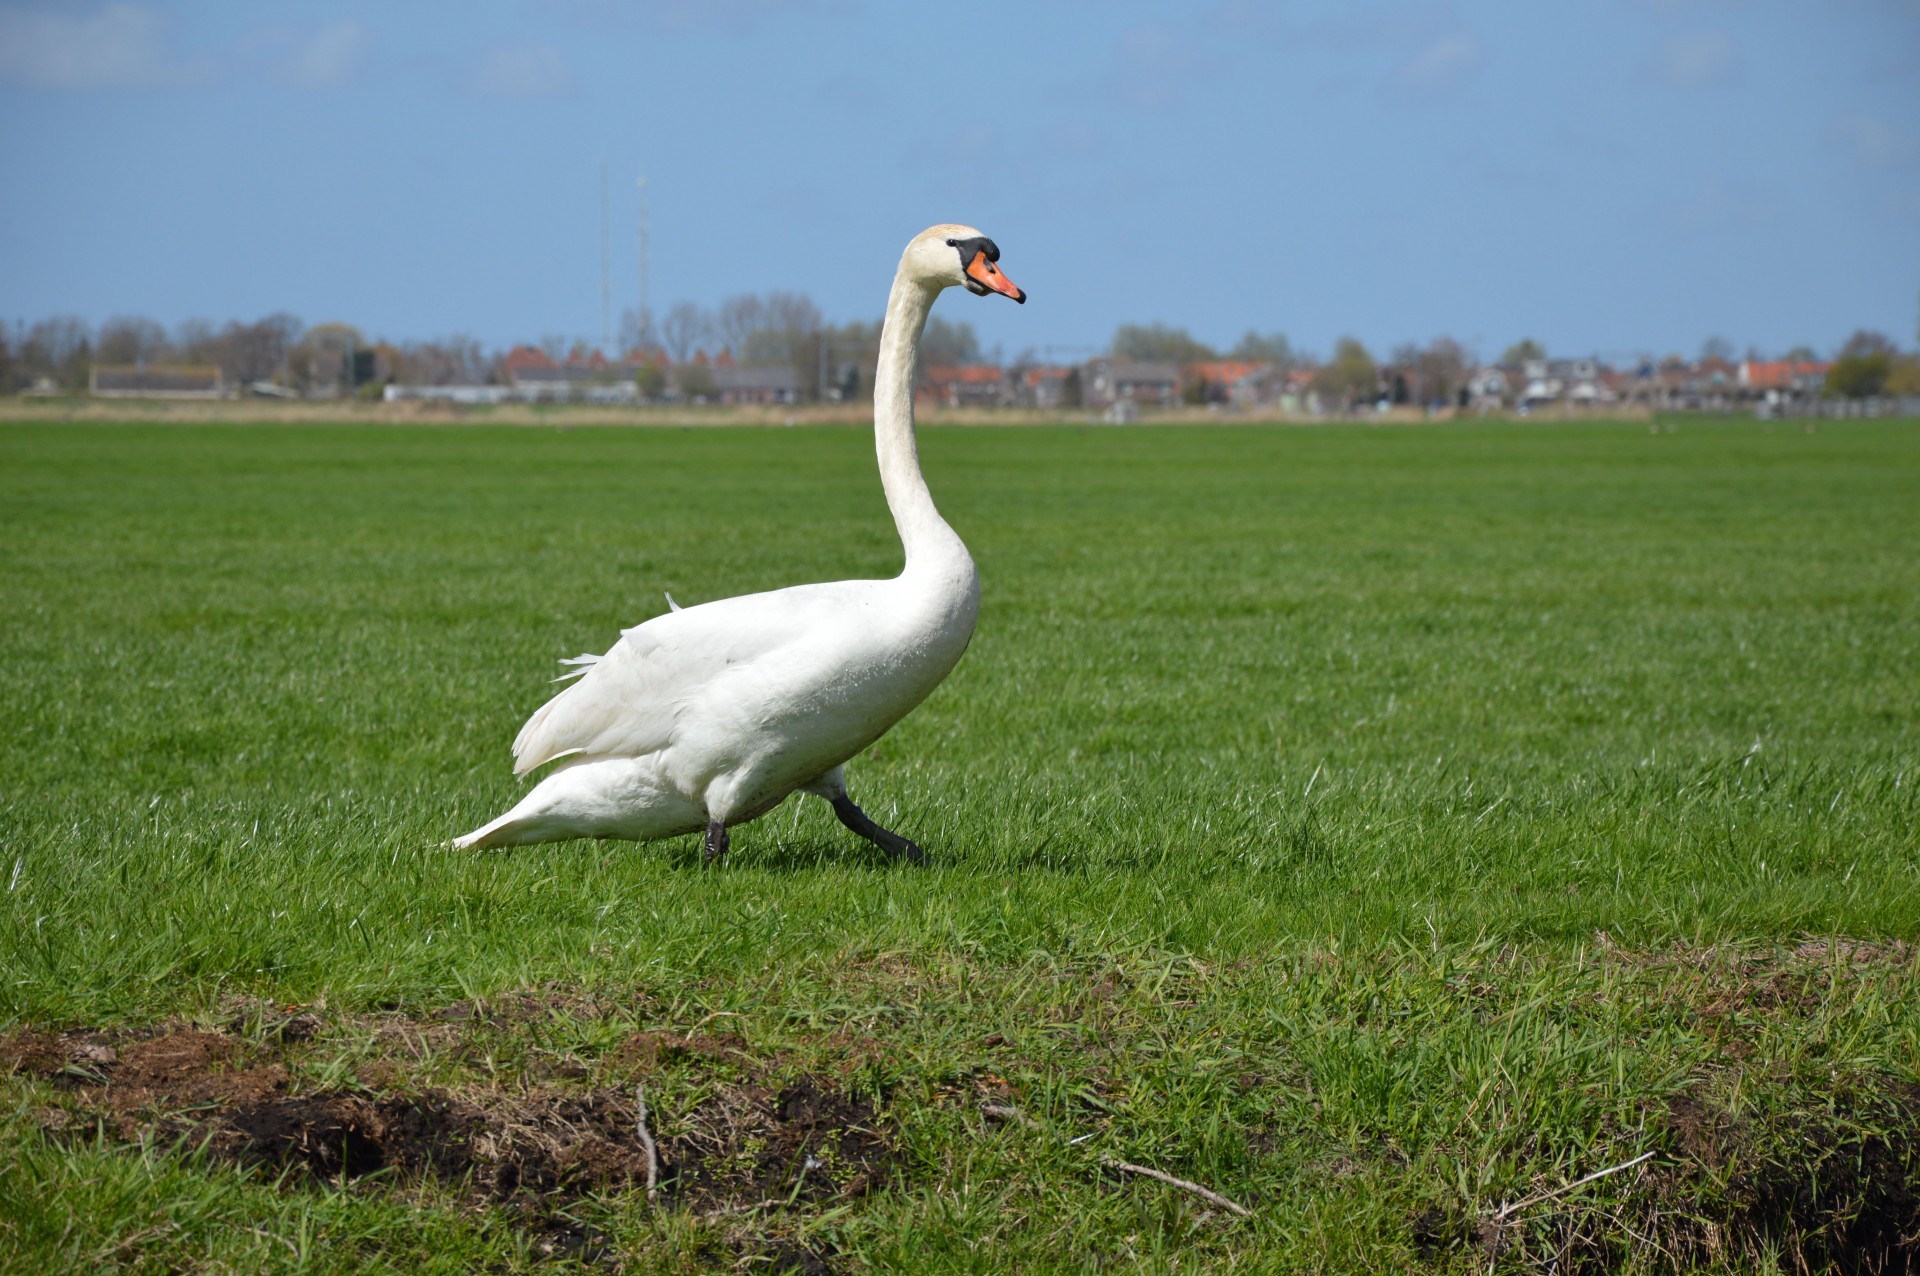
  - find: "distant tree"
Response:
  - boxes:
[677,361,717,401]
[1500,338,1544,366]
[1839,330,1896,358]
[1827,330,1896,398]
[219,314,302,384]
[634,357,667,401]
[1228,330,1292,366]
[172,317,217,362]
[1412,337,1470,406]
[819,318,882,402]
[1781,345,1819,363]
[1060,366,1083,408]
[290,322,363,394]
[1886,355,1920,396]
[0,325,15,392]
[918,316,981,367]
[660,302,712,365]
[714,294,764,360]
[1313,336,1377,409]
[1387,341,1420,403]
[96,315,170,366]
[739,291,823,372]
[392,335,491,386]
[22,316,92,392]
[1699,335,1735,363]
[1111,323,1214,363]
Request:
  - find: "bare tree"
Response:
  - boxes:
[1112,323,1214,363]
[660,302,712,364]
[715,294,765,360]
[1412,336,1471,406]
[290,322,363,394]
[1229,330,1293,367]
[96,315,170,366]
[918,316,981,366]
[220,313,302,384]
[719,292,819,371]
[392,335,491,386]
[22,316,93,392]
[173,318,218,361]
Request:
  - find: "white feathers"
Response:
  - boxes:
[551,653,602,683]
[455,224,997,851]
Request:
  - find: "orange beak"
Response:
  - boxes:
[965,251,1026,303]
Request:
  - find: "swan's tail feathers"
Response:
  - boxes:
[453,811,519,851]
[511,685,586,775]
[552,653,601,683]
[664,592,682,612]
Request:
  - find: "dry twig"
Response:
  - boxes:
[1101,1158,1253,1218]
[634,1084,660,1199]
[980,1101,1251,1219]
[1492,1151,1655,1223]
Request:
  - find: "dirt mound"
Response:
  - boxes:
[1413,1082,1920,1274]
[1666,1084,1920,1274]
[3,1012,897,1267]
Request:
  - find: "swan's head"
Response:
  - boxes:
[904,223,1026,304]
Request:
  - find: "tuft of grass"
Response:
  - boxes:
[2,417,1917,1271]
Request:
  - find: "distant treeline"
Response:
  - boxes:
[5,301,1916,404]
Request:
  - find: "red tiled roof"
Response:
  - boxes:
[1184,360,1266,384]
[501,345,554,371]
[924,364,1004,384]
[1742,359,1830,389]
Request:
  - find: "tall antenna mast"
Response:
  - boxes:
[636,173,651,347]
[598,158,610,352]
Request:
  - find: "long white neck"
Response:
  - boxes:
[872,266,971,579]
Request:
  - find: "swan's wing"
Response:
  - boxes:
[508,583,861,775]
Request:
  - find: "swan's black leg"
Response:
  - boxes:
[703,819,730,866]
[830,795,927,865]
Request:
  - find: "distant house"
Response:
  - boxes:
[1183,360,1270,406]
[1278,368,1322,415]
[1014,365,1075,409]
[1083,358,1180,409]
[90,365,224,398]
[919,364,1006,408]
[1227,364,1291,409]
[1739,359,1828,396]
[502,346,652,402]
[1464,366,1511,408]
[710,366,801,406]
[1521,357,1609,406]
[384,384,511,405]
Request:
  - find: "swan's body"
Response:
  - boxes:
[455,224,1025,859]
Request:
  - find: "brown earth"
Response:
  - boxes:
[2,1012,895,1272]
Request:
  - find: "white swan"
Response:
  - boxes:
[454,224,1025,863]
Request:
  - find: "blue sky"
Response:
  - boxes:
[1,1,1916,363]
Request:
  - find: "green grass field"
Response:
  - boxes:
[2,418,1916,1273]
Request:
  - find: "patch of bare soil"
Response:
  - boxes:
[3,1013,898,1271]
[1413,1082,1920,1274]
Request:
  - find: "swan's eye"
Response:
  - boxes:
[945,238,957,247]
